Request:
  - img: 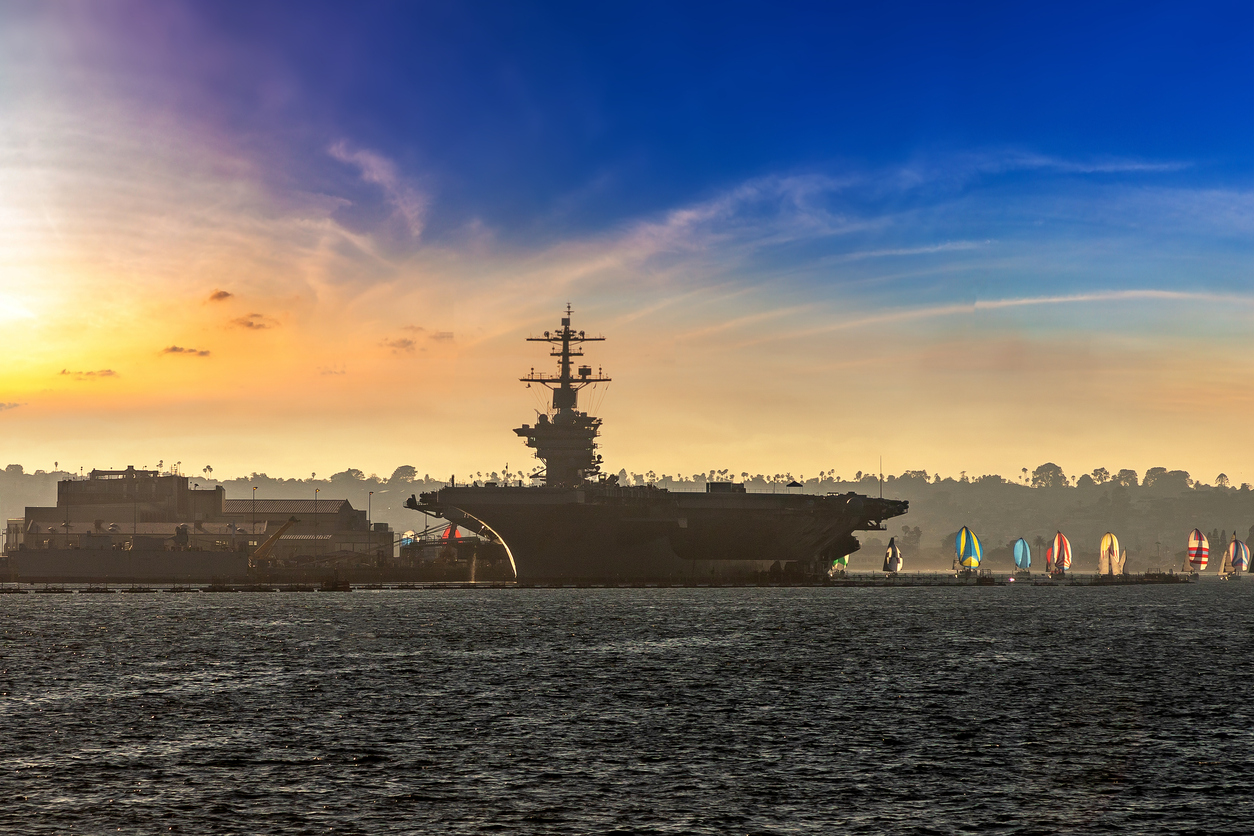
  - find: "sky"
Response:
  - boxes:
[0,1,1251,485]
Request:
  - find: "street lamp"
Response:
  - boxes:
[314,487,320,561]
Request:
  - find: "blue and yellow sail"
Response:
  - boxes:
[955,526,982,568]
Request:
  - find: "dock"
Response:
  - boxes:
[0,571,1202,593]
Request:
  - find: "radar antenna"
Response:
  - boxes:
[513,306,611,487]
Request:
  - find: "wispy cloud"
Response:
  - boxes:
[996,151,1190,175]
[892,149,1192,193]
[746,289,1254,345]
[161,345,211,357]
[681,305,809,341]
[429,331,454,342]
[827,241,988,263]
[207,289,233,302]
[380,337,415,353]
[0,402,24,411]
[231,313,277,330]
[329,141,428,236]
[60,369,118,380]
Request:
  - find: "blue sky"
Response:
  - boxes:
[184,1,1252,239]
[0,1,1251,481]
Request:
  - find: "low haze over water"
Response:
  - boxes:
[2,585,1251,834]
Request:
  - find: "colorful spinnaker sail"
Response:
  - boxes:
[1187,529,1209,570]
[1013,538,1032,570]
[832,553,849,568]
[955,526,982,568]
[1228,540,1250,572]
[883,537,903,573]
[1052,532,1072,572]
[1099,532,1120,576]
[1045,545,1054,573]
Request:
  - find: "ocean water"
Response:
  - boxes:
[1,583,1251,834]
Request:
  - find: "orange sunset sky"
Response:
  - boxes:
[2,4,1251,485]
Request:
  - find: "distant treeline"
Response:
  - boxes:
[3,462,1250,570]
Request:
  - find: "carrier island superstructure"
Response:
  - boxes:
[407,307,908,582]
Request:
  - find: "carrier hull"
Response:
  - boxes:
[413,485,908,582]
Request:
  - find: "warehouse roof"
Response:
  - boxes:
[25,521,268,536]
[222,499,353,515]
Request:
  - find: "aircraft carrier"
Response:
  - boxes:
[407,307,908,582]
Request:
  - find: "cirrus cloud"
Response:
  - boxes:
[329,141,428,237]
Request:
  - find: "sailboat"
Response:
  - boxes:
[883,537,903,574]
[831,553,849,577]
[1226,539,1250,578]
[1012,538,1032,574]
[1218,537,1248,580]
[1113,548,1128,575]
[1187,529,1209,572]
[955,527,982,574]
[1099,532,1120,576]
[1051,532,1072,577]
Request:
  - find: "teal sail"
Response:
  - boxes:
[955,526,982,568]
[1013,537,1032,569]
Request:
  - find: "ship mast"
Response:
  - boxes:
[514,305,611,487]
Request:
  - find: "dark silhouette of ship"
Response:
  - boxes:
[407,306,908,581]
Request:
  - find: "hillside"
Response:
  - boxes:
[4,463,1249,571]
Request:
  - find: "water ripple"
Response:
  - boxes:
[0,585,1251,833]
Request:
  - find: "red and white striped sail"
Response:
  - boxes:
[1052,532,1072,571]
[1187,529,1209,570]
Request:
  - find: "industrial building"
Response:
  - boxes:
[3,466,394,580]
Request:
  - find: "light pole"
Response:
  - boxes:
[252,485,257,537]
[314,486,320,562]
[192,483,199,550]
[368,490,374,555]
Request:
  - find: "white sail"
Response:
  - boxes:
[1220,545,1234,575]
[1098,551,1110,575]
